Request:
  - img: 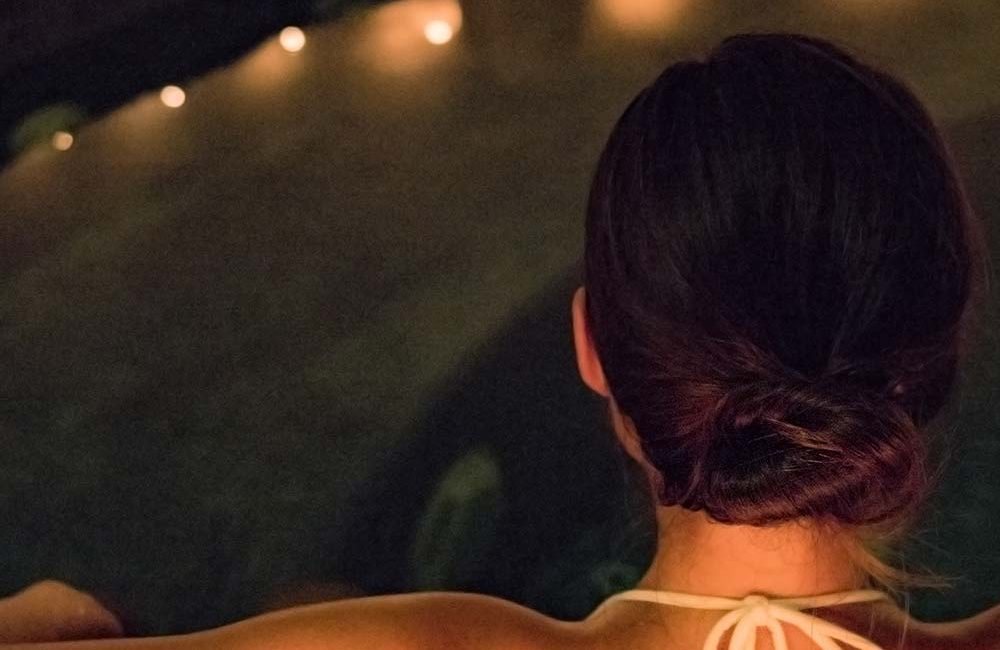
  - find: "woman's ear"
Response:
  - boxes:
[607,401,648,469]
[572,286,610,398]
[572,288,650,469]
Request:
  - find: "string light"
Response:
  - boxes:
[51,131,74,151]
[24,6,466,163]
[160,85,186,108]
[279,26,306,53]
[423,20,454,45]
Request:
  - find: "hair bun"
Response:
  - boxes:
[663,378,928,527]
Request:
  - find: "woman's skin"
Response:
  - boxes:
[0,582,123,644]
[1,286,997,650]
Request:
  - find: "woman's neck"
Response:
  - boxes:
[635,506,868,598]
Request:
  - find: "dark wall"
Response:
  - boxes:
[0,0,322,162]
[0,0,183,76]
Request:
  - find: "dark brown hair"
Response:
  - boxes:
[583,33,989,563]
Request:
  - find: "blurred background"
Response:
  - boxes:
[1,0,999,637]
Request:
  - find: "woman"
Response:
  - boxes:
[1,32,997,650]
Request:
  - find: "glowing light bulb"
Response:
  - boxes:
[51,131,74,151]
[160,85,186,108]
[280,26,306,52]
[423,20,454,45]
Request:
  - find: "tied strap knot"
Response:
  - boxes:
[599,588,891,650]
[741,594,771,624]
[706,594,789,650]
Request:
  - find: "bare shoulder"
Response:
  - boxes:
[920,601,1000,650]
[0,591,569,650]
[201,591,570,650]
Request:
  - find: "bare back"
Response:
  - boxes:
[3,589,998,650]
[416,592,1000,650]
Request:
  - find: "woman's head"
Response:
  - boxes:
[574,32,989,573]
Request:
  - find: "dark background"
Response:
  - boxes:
[1,0,998,636]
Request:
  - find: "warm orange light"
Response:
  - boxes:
[237,39,305,88]
[423,19,453,44]
[355,0,462,73]
[279,26,306,52]
[160,85,186,108]
[51,131,74,151]
[591,0,688,34]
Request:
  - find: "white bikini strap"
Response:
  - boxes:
[601,589,891,650]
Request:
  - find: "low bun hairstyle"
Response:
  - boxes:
[583,33,989,545]
[665,372,924,528]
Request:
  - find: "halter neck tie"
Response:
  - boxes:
[600,589,891,650]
